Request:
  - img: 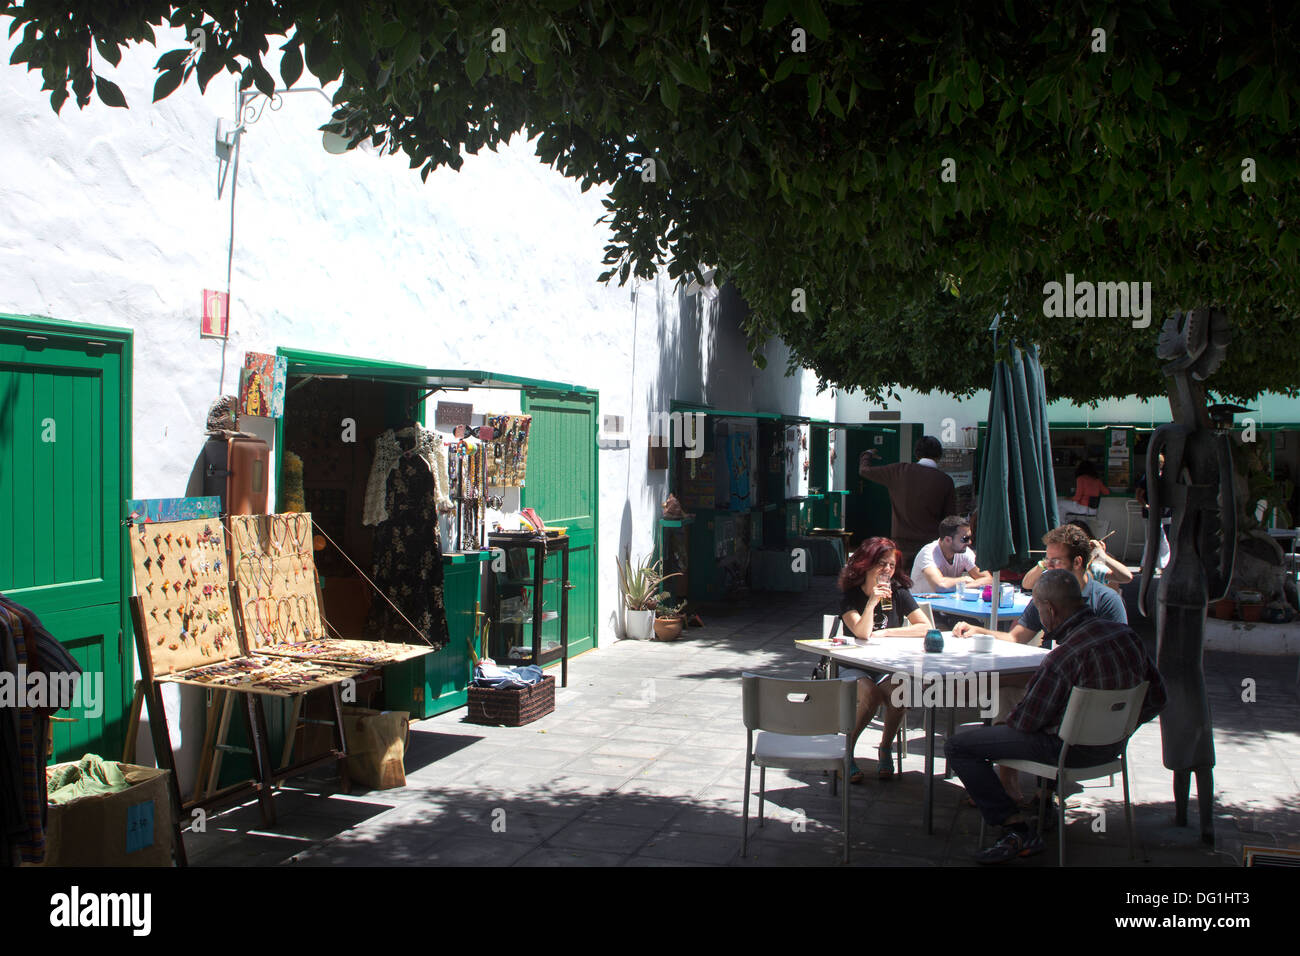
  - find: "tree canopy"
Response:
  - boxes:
[6,0,1300,403]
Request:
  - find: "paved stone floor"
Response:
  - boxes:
[186,578,1300,867]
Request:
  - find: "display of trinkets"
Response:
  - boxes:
[130,517,240,675]
[155,653,364,696]
[228,512,324,651]
[450,439,486,551]
[228,512,435,667]
[484,413,532,487]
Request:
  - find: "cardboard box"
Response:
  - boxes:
[35,764,176,867]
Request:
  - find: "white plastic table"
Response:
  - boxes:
[913,591,1032,625]
[795,635,1049,833]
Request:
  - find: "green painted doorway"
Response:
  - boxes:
[0,316,133,761]
[521,389,599,657]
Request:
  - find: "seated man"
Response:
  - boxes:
[910,515,993,593]
[944,570,1166,863]
[950,522,1128,802]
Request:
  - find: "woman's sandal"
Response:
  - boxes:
[877,748,896,779]
[839,760,865,785]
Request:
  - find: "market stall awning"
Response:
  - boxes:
[281,348,593,395]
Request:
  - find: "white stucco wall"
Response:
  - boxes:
[1,29,835,779]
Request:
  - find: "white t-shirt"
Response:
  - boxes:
[911,540,978,587]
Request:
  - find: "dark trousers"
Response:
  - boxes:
[945,724,1121,827]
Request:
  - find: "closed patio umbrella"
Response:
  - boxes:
[976,342,1057,629]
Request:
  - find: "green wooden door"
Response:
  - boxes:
[844,426,900,547]
[0,318,132,760]
[521,389,598,657]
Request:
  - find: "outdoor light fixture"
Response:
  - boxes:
[685,267,719,300]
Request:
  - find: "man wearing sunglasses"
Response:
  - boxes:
[911,515,993,593]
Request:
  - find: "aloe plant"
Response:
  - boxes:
[616,554,681,611]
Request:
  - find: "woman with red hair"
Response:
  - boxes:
[836,536,932,782]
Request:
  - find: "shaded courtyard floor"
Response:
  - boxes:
[187,578,1300,867]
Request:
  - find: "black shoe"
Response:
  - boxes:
[975,827,1045,864]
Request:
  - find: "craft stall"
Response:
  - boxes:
[122,512,393,865]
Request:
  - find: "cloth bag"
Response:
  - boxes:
[341,707,410,790]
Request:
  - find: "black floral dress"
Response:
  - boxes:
[366,452,450,649]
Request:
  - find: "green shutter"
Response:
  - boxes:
[521,390,598,657]
[0,318,132,761]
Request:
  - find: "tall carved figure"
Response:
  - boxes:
[1138,309,1237,843]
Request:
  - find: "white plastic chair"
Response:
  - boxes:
[741,672,857,862]
[1122,500,1146,564]
[990,682,1149,866]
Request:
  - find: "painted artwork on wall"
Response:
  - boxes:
[239,352,287,419]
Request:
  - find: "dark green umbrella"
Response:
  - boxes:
[977,342,1057,627]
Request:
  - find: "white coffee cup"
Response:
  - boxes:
[973,633,995,654]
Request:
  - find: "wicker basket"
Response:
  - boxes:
[466,675,556,726]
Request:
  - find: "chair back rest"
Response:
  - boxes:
[742,672,856,736]
[1057,683,1149,747]
[918,601,934,626]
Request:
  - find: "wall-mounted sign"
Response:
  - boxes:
[201,289,228,338]
[435,401,473,430]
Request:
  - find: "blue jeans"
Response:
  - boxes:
[944,724,1122,827]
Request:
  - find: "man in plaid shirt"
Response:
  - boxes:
[946,570,1166,863]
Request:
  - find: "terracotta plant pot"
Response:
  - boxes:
[1239,602,1264,623]
[654,617,685,641]
[1210,598,1236,620]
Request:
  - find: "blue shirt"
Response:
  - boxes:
[1017,578,1127,648]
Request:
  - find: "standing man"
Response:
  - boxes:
[945,570,1166,863]
[858,434,956,571]
[911,515,994,592]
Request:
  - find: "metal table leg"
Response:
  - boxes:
[923,705,936,834]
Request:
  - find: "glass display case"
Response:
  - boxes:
[484,532,570,686]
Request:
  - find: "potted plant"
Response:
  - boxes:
[616,554,679,640]
[654,597,688,641]
[1237,588,1264,622]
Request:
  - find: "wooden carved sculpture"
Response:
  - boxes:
[1137,309,1237,844]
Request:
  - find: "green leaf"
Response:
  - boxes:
[155,48,190,72]
[94,76,127,108]
[792,0,831,41]
[94,36,122,67]
[380,21,406,48]
[280,43,304,88]
[394,33,421,74]
[623,15,650,33]
[599,20,617,48]
[49,87,69,114]
[1111,63,1131,96]
[807,74,822,116]
[825,85,843,118]
[153,67,184,102]
[660,79,680,112]
[773,56,798,83]
[1024,76,1053,107]
[466,45,487,83]
[1132,65,1152,102]
[761,0,789,30]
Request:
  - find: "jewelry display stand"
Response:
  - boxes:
[124,516,363,865]
[228,513,434,666]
